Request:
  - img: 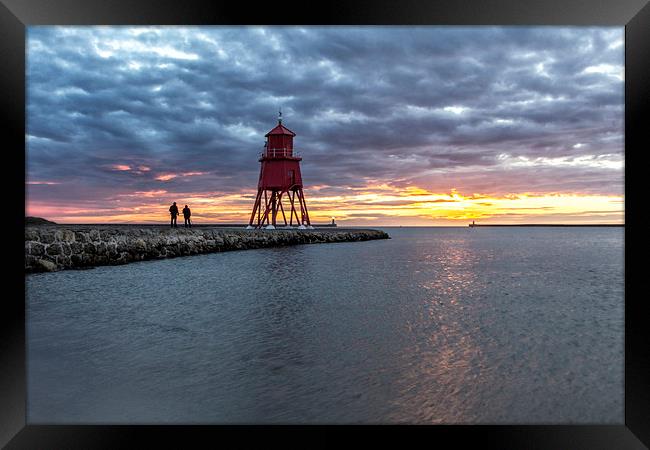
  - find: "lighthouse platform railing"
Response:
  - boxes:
[260,148,302,158]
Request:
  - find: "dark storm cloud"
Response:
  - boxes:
[27,26,623,202]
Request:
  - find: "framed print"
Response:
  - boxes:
[3,0,649,448]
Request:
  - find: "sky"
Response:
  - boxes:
[26,26,624,225]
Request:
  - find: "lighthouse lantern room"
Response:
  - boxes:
[247,111,312,229]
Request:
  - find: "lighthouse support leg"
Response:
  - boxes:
[296,190,305,225]
[260,190,272,227]
[296,189,311,226]
[249,189,263,227]
[289,190,299,226]
[278,192,288,226]
[303,190,311,225]
[271,191,278,227]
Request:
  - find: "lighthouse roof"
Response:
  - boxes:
[265,123,296,137]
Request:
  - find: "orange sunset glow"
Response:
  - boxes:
[27,184,624,225]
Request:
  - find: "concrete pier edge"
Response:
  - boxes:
[24,225,390,273]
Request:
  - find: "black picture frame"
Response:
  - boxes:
[2,0,648,447]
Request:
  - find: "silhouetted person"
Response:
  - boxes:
[182,205,191,228]
[169,202,179,228]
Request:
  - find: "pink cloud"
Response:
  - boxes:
[181,171,207,176]
[155,172,206,181]
[155,174,177,181]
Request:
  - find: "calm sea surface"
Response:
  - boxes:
[26,227,624,424]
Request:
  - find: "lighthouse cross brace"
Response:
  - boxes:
[248,186,311,228]
[248,116,312,229]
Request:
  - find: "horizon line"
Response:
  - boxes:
[25,221,625,228]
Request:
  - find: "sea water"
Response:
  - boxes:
[26,227,624,424]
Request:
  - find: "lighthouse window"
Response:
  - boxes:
[289,170,295,184]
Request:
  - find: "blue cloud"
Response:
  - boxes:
[27,26,624,200]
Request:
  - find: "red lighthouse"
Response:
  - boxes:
[247,111,312,229]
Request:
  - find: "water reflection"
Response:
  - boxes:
[387,235,489,422]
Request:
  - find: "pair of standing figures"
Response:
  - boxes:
[169,202,191,228]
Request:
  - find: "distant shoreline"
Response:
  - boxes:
[26,223,624,228]
[468,224,624,227]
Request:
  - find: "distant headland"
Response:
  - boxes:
[26,216,57,225]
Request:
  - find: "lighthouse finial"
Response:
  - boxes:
[278,107,282,124]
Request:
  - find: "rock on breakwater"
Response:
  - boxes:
[24,226,390,273]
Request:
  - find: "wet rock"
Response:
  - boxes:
[81,253,95,265]
[46,243,62,256]
[40,232,56,244]
[95,242,107,254]
[25,229,40,242]
[60,229,76,242]
[34,258,58,272]
[133,238,147,251]
[75,232,89,243]
[25,255,37,268]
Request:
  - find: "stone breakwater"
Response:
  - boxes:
[25,226,390,273]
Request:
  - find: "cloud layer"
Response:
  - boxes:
[26,26,624,224]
